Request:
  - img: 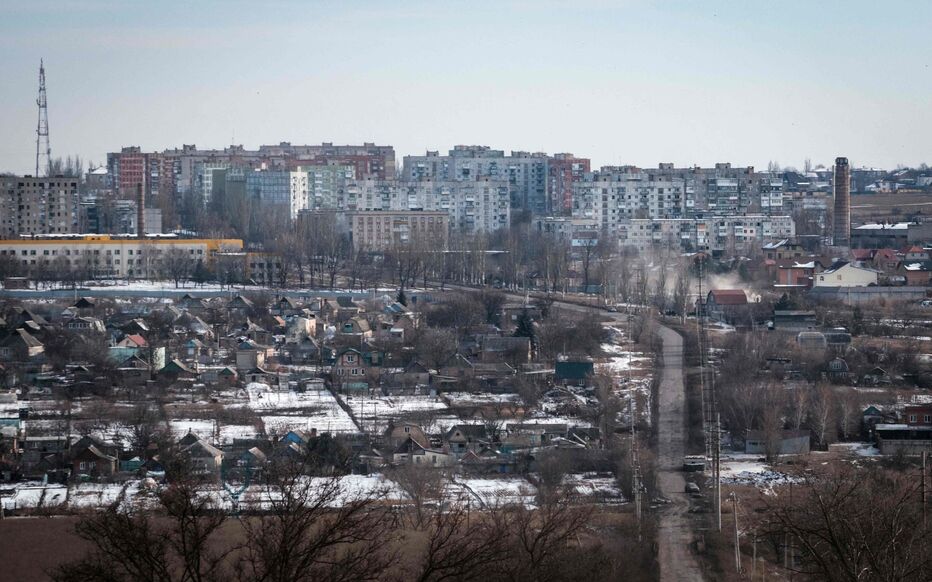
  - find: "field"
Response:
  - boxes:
[851,191,932,224]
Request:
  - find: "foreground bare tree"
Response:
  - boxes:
[52,478,230,582]
[759,465,932,581]
[237,460,398,582]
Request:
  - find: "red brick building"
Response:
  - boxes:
[548,153,590,214]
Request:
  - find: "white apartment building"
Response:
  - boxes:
[622,215,795,253]
[346,179,510,234]
[0,235,243,279]
[303,164,355,210]
[572,168,688,229]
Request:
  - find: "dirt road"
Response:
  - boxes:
[654,323,704,581]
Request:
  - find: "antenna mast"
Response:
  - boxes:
[35,59,51,177]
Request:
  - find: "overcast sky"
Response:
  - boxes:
[1,0,929,174]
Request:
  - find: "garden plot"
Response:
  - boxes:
[169,419,261,444]
[449,476,537,508]
[719,455,796,490]
[239,387,359,435]
[343,394,451,435]
[563,472,626,504]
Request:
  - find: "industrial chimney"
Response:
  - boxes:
[833,157,850,247]
[136,182,146,239]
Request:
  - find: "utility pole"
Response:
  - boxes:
[731,492,741,573]
[35,59,51,177]
[630,399,642,540]
[715,412,722,531]
[923,450,927,529]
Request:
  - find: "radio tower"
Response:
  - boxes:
[35,59,51,177]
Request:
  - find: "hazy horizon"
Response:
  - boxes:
[1,0,930,174]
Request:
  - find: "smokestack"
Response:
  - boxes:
[833,157,850,247]
[137,182,145,239]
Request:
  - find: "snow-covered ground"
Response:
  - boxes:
[450,476,537,508]
[563,472,626,503]
[719,455,796,490]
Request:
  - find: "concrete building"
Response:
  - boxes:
[347,210,448,251]
[533,216,600,242]
[245,169,309,220]
[348,178,510,234]
[403,146,549,214]
[108,142,396,202]
[0,234,242,279]
[303,164,356,210]
[833,157,851,247]
[622,215,795,254]
[572,167,688,230]
[0,175,80,238]
[547,153,590,215]
[651,162,756,215]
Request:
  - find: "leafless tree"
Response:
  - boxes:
[387,462,447,529]
[237,460,398,582]
[759,465,932,581]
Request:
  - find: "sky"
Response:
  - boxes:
[0,0,930,174]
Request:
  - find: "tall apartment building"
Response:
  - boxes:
[346,210,449,251]
[108,142,395,204]
[650,162,757,215]
[548,153,590,215]
[0,176,80,238]
[245,170,309,220]
[303,164,356,210]
[621,215,795,254]
[572,167,688,230]
[346,178,511,234]
[403,146,549,214]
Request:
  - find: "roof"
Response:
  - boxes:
[708,289,748,306]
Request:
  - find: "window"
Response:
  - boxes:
[909,414,917,422]
[925,415,931,423]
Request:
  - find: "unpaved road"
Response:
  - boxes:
[654,323,704,581]
[450,287,704,579]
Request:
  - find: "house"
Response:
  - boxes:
[480,335,532,364]
[117,334,148,351]
[66,317,106,333]
[771,310,817,331]
[508,423,570,447]
[228,295,255,314]
[814,262,879,287]
[862,367,891,386]
[180,437,224,476]
[870,249,900,273]
[774,260,825,289]
[160,359,197,379]
[501,304,542,327]
[390,361,431,390]
[384,422,429,449]
[120,318,150,335]
[273,296,302,317]
[0,329,45,361]
[554,361,594,384]
[899,261,932,286]
[827,357,850,382]
[338,317,372,340]
[71,445,118,478]
[70,297,97,315]
[875,407,932,455]
[236,339,268,371]
[217,366,238,387]
[744,430,810,455]
[445,425,490,456]
[704,290,750,325]
[332,348,381,392]
[237,447,268,469]
[392,437,454,466]
[762,240,805,261]
[240,319,272,345]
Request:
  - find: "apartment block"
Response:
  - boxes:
[403,146,549,214]
[347,210,449,251]
[0,176,80,238]
[548,153,590,215]
[572,167,688,230]
[0,234,242,279]
[245,170,309,220]
[621,215,796,253]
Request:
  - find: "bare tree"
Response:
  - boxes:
[759,465,932,582]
